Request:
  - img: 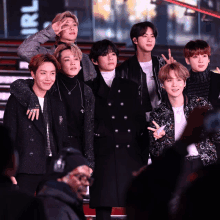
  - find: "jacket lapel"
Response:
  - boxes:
[32,110,46,136]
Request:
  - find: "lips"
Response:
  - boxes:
[198,65,204,68]
[146,44,152,46]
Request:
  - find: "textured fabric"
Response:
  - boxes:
[149,95,219,166]
[38,181,85,220]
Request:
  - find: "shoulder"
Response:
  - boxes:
[151,102,168,116]
[117,77,139,89]
[118,55,137,68]
[188,96,212,108]
[152,55,166,67]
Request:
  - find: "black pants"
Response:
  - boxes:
[96,207,112,220]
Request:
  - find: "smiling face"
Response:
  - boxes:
[31,62,56,98]
[185,53,210,72]
[93,50,117,72]
[133,27,156,53]
[60,49,81,77]
[59,17,78,43]
[163,70,185,100]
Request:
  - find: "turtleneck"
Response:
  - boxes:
[59,72,78,89]
[185,68,211,99]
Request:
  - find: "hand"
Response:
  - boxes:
[216,67,220,74]
[132,165,147,177]
[27,108,40,121]
[161,48,176,64]
[52,18,69,36]
[148,121,166,140]
[10,176,17,185]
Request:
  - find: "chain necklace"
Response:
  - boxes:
[61,79,78,95]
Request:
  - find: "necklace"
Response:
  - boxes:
[61,79,78,95]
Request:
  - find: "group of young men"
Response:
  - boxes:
[2,10,220,220]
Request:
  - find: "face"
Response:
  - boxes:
[93,50,117,72]
[66,165,92,200]
[60,49,81,77]
[31,62,56,97]
[134,27,156,53]
[163,70,185,100]
[59,17,78,43]
[185,53,210,72]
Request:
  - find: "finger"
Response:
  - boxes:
[161,54,168,62]
[152,121,160,129]
[216,67,220,73]
[35,109,39,120]
[31,111,36,121]
[168,48,171,59]
[28,111,33,120]
[147,127,156,131]
[26,109,30,115]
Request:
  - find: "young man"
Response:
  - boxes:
[16,11,96,102]
[184,39,220,109]
[9,44,95,170]
[88,39,148,220]
[118,21,170,121]
[37,148,92,220]
[4,54,72,194]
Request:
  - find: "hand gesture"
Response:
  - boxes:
[148,121,166,140]
[216,67,220,74]
[26,108,40,121]
[52,18,69,36]
[161,49,176,64]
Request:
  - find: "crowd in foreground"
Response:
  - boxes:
[1,10,220,220]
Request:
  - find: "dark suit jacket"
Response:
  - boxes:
[3,92,71,174]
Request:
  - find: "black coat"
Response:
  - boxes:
[89,70,148,207]
[3,92,71,174]
[0,175,46,220]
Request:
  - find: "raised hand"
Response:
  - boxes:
[216,67,220,74]
[52,18,69,36]
[161,48,176,64]
[148,121,166,140]
[27,108,40,121]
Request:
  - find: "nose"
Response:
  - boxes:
[198,55,202,62]
[172,80,177,86]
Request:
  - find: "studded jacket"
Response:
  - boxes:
[149,95,219,166]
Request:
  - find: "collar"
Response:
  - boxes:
[189,68,211,82]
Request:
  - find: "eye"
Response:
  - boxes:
[192,55,198,58]
[203,54,208,57]
[166,79,171,82]
[64,59,70,62]
[51,72,56,75]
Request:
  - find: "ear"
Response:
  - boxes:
[185,57,190,65]
[91,59,98,66]
[132,37,138,45]
[30,71,35,79]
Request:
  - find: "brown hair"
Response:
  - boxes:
[184,40,211,58]
[29,54,61,74]
[159,62,190,84]
[54,43,82,62]
[52,11,78,43]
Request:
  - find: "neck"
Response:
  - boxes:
[32,84,46,98]
[168,94,184,107]
[136,49,152,62]
[60,39,75,44]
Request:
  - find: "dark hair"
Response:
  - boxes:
[89,39,119,63]
[29,54,61,74]
[0,125,14,174]
[130,21,158,50]
[184,40,211,58]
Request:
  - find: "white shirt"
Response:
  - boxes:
[172,105,199,156]
[38,97,44,112]
[101,69,116,87]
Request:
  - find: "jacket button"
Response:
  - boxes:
[128,129,131,132]
[108,103,112,106]
[116,145,119,148]
[115,129,118,133]
[29,152,33,156]
[118,90,121,93]
[112,116,115,119]
[28,125,31,128]
[30,138,34,142]
[127,145,130,148]
[124,116,127,119]
[120,102,124,106]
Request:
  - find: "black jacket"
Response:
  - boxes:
[10,74,95,170]
[38,180,85,220]
[0,175,46,220]
[3,92,71,174]
[118,54,166,112]
[88,69,148,207]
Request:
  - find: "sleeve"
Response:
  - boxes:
[3,95,18,145]
[10,79,39,109]
[17,24,56,62]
